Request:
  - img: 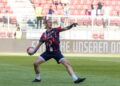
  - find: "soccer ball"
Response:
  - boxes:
[27,47,35,55]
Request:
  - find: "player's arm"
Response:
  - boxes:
[60,23,78,32]
[34,41,43,53]
[29,42,43,55]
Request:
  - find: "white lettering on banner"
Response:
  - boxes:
[84,42,88,53]
[31,41,120,54]
[66,42,70,52]
[72,41,79,53]
[72,42,108,53]
[92,42,98,53]
[89,42,93,53]
[60,41,70,53]
[72,41,119,53]
[111,42,120,53]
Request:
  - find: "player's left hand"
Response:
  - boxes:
[72,23,78,27]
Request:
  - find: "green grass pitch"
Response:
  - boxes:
[0,54,120,86]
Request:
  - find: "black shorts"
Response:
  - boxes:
[39,51,64,64]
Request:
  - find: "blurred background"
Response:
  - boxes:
[0,0,120,54]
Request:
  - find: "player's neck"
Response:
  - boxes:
[46,28,52,32]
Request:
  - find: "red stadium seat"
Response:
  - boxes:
[0,32,6,38]
[46,0,52,4]
[79,10,85,15]
[40,0,46,4]
[111,10,117,16]
[70,5,76,10]
[96,18,102,26]
[7,32,13,38]
[0,0,2,3]
[77,19,83,25]
[118,1,120,5]
[83,17,90,25]
[0,7,3,11]
[111,1,116,6]
[5,5,10,11]
[2,0,7,2]
[58,10,63,15]
[0,9,7,14]
[117,19,120,26]
[7,10,13,14]
[0,3,4,8]
[29,0,119,17]
[10,16,17,24]
[86,0,91,5]
[110,19,117,25]
[92,0,98,5]
[2,2,7,6]
[71,10,79,15]
[77,5,83,10]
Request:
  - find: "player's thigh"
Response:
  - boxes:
[60,58,71,66]
[53,52,64,63]
[34,57,45,65]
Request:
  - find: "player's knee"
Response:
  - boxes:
[63,61,71,68]
[33,61,39,66]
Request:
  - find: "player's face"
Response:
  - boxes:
[46,20,52,29]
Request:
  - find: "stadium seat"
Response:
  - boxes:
[110,19,117,25]
[5,5,10,12]
[0,7,3,11]
[83,17,90,25]
[111,11,117,16]
[0,32,6,38]
[30,0,119,17]
[7,32,13,38]
[79,10,85,15]
[46,0,52,4]
[0,0,13,15]
[10,16,17,24]
[58,10,63,15]
[40,0,46,4]
[0,3,4,8]
[0,9,7,14]
[92,0,98,5]
[111,1,116,6]
[96,19,102,26]
[77,5,83,10]
[117,19,120,26]
[71,10,79,15]
[7,10,13,14]
[70,5,76,10]
[0,0,2,3]
[70,0,76,5]
[77,19,83,25]
[2,2,7,6]
[86,0,91,5]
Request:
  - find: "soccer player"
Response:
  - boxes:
[28,19,86,84]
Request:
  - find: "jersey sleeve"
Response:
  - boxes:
[56,27,62,32]
[39,33,45,43]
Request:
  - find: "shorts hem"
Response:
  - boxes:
[38,56,46,62]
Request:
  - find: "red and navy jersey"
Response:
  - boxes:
[39,27,62,52]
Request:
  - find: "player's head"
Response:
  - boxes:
[44,19,52,29]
